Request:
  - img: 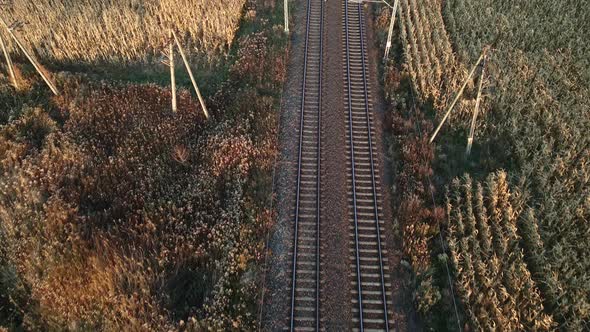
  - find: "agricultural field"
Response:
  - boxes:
[0,0,246,65]
[0,0,287,330]
[376,0,589,330]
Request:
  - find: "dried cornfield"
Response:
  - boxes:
[397,0,472,113]
[0,0,246,64]
[446,173,555,331]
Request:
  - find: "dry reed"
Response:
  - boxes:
[0,0,246,64]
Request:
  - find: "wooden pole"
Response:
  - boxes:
[383,0,398,61]
[466,55,486,155]
[0,17,58,95]
[284,0,289,33]
[429,49,486,143]
[0,32,17,89]
[172,30,209,119]
[169,30,177,112]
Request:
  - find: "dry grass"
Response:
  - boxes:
[0,0,246,64]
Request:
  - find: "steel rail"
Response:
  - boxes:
[345,1,390,330]
[356,4,390,330]
[290,0,324,329]
[316,0,324,330]
[344,0,365,329]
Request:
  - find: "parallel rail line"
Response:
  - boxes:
[289,0,324,330]
[288,0,391,330]
[343,1,392,331]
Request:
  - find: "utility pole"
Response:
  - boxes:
[172,30,209,119]
[0,17,59,95]
[169,30,177,112]
[349,0,397,61]
[383,0,398,61]
[284,0,289,33]
[0,32,17,89]
[466,54,487,155]
[430,48,487,144]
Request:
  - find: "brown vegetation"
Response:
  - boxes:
[447,173,554,331]
[396,0,470,113]
[0,0,246,64]
[389,101,439,274]
[0,1,287,329]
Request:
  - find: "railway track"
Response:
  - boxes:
[343,1,392,331]
[289,0,324,330]
[287,0,390,330]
